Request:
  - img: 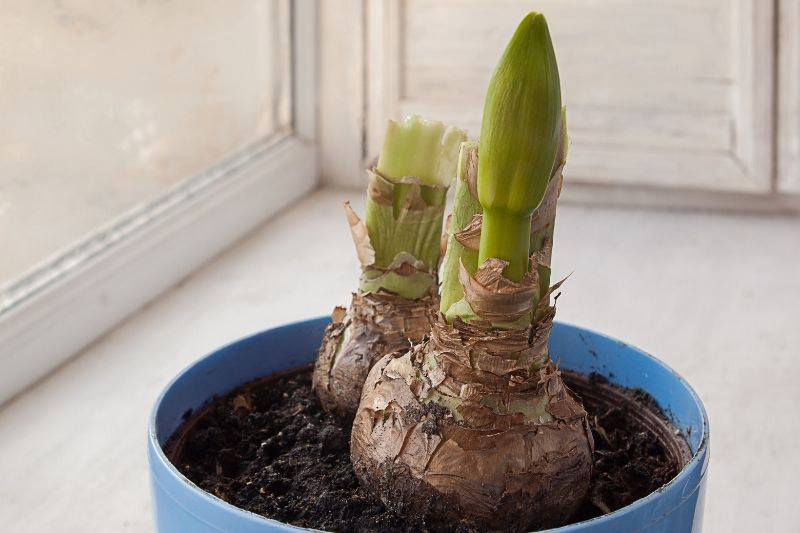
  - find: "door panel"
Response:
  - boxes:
[366,0,775,193]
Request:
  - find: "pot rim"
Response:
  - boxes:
[148,317,709,532]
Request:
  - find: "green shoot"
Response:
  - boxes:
[377,115,464,187]
[439,142,481,314]
[477,12,562,282]
[360,115,467,299]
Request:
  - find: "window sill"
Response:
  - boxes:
[0,188,797,531]
[0,136,316,404]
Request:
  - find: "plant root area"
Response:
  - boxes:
[166,366,684,532]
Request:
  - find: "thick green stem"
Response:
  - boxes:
[478,209,531,283]
[363,183,446,270]
[359,116,466,299]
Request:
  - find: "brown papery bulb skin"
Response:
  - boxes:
[350,315,594,531]
[313,291,434,419]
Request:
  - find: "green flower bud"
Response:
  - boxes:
[477,12,562,281]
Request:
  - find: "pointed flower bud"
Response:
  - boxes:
[477,12,562,281]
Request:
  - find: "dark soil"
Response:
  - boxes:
[166,366,687,532]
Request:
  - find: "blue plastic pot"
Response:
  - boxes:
[148,317,709,532]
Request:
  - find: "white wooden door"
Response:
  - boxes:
[321,0,800,212]
[368,0,774,191]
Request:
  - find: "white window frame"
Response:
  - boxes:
[0,0,318,405]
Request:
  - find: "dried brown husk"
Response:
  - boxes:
[459,257,539,324]
[531,162,563,237]
[344,201,375,267]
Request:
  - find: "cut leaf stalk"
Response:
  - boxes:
[361,115,465,298]
[313,115,466,418]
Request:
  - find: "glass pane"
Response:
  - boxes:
[0,1,291,299]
